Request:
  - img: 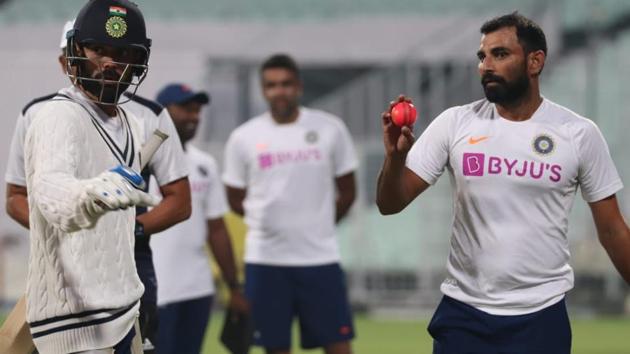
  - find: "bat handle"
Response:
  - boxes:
[139,129,169,171]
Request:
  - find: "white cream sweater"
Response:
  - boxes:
[23,87,144,354]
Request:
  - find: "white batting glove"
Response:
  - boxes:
[86,165,159,210]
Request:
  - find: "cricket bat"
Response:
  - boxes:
[139,129,169,171]
[0,130,169,354]
[0,296,33,354]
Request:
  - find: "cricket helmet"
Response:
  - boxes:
[66,0,152,104]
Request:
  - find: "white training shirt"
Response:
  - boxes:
[5,90,187,189]
[150,145,229,306]
[223,107,358,266]
[406,98,623,315]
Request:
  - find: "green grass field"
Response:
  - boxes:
[2,314,628,353]
[202,315,630,354]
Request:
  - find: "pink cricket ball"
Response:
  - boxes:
[391,101,417,127]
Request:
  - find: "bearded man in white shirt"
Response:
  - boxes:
[377,12,630,354]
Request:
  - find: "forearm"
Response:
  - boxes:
[335,197,354,223]
[139,177,191,234]
[376,153,412,214]
[136,194,190,234]
[226,186,246,217]
[208,218,249,313]
[6,191,29,229]
[228,201,245,217]
[208,223,239,287]
[334,172,356,223]
[599,221,630,284]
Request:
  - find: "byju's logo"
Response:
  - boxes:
[257,149,322,170]
[461,152,563,182]
[258,153,274,169]
[463,153,485,176]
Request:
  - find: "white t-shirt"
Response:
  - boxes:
[151,145,229,305]
[407,98,623,315]
[223,107,358,266]
[5,90,187,188]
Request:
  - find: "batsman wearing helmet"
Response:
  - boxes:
[23,1,162,353]
[7,19,192,354]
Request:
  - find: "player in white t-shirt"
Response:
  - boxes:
[4,19,75,229]
[223,54,358,354]
[5,16,191,354]
[150,83,248,354]
[377,13,630,354]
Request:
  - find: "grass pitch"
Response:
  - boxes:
[1,313,627,353]
[202,315,630,354]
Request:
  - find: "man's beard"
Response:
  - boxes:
[481,69,529,105]
[270,98,298,120]
[176,123,197,144]
[79,67,130,104]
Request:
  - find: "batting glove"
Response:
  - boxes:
[80,165,159,222]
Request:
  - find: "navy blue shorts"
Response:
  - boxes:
[157,295,214,354]
[245,263,355,350]
[428,296,571,354]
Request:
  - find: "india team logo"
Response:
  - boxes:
[532,134,555,155]
[305,131,318,144]
[105,16,127,38]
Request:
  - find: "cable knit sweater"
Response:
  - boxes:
[23,87,144,354]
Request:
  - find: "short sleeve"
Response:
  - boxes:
[405,108,454,185]
[332,119,359,177]
[575,121,623,202]
[5,112,29,186]
[222,131,248,188]
[204,157,229,219]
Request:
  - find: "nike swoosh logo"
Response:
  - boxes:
[468,136,489,144]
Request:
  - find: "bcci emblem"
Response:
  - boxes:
[532,134,555,155]
[305,131,318,144]
[105,16,127,38]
